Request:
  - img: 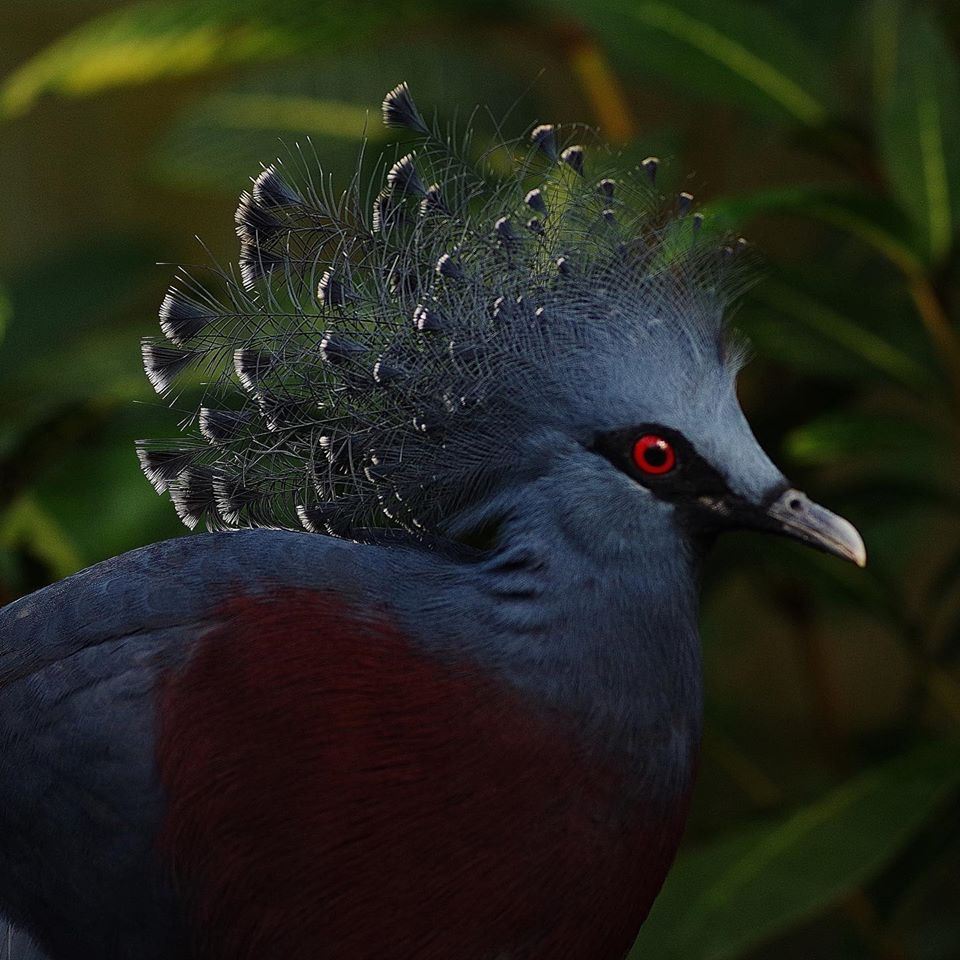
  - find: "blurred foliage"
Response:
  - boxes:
[632,739,960,959]
[1,0,960,957]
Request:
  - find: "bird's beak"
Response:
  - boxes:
[761,488,866,567]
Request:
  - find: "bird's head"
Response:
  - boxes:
[432,249,864,571]
[138,82,864,571]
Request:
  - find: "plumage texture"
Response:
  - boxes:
[138,82,748,539]
[159,588,689,959]
[1,518,703,959]
[0,82,794,960]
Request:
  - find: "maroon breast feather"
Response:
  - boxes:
[156,588,690,960]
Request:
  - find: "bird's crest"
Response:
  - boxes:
[139,82,748,539]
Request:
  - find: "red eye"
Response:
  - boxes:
[632,434,676,475]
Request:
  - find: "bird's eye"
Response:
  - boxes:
[632,434,677,475]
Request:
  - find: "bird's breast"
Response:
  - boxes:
[156,587,695,960]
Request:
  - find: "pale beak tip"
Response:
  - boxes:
[833,510,867,569]
[767,489,867,569]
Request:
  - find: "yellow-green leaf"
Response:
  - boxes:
[0,0,485,119]
[151,47,533,190]
[0,496,84,580]
[0,1,288,117]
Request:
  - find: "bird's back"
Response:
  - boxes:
[0,531,375,958]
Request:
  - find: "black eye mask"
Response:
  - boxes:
[589,424,732,505]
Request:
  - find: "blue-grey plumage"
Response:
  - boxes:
[0,82,865,959]
[0,922,46,960]
[1,515,702,957]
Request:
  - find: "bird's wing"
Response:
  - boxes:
[0,535,244,959]
[0,528,377,959]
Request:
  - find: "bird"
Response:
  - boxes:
[0,82,866,960]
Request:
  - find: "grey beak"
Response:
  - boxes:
[765,489,867,567]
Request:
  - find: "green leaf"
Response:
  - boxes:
[152,46,532,190]
[868,0,902,108]
[1,0,285,117]
[0,237,157,428]
[705,186,926,278]
[0,495,85,580]
[152,93,384,191]
[748,279,936,394]
[785,411,942,467]
[631,739,960,960]
[542,0,834,125]
[877,10,960,264]
[0,285,10,348]
[0,0,503,118]
[34,405,188,565]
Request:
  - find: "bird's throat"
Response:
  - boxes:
[469,514,705,792]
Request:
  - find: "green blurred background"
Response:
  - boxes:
[1,0,960,957]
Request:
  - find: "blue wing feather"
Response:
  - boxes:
[0,529,386,959]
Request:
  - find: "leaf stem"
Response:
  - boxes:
[842,890,910,960]
[905,271,960,397]
[565,34,637,143]
[703,729,783,808]
[924,666,960,726]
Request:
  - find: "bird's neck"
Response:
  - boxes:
[468,501,705,779]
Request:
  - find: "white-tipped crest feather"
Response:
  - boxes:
[138,83,750,538]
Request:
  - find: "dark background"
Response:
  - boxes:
[1,1,959,957]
